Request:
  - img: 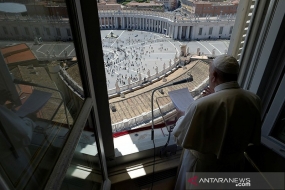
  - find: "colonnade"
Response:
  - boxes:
[98,11,235,40]
[99,16,194,40]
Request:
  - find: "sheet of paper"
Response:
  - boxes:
[168,88,194,112]
[16,90,52,117]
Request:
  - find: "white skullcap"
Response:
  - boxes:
[212,54,239,74]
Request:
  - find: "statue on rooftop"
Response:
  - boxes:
[115,80,120,93]
[155,66,158,76]
[128,77,131,88]
[147,69,151,79]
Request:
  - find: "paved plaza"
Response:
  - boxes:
[3,30,229,90]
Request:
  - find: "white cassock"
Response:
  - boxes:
[0,105,37,186]
[173,82,261,190]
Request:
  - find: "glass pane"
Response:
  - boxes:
[0,1,85,189]
[271,102,285,144]
[60,115,102,190]
[99,2,239,147]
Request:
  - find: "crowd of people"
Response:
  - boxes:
[101,31,177,89]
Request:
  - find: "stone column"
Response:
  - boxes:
[147,19,149,30]
[174,25,178,39]
[186,26,190,40]
[165,22,168,34]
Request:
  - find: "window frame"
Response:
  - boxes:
[41,0,285,188]
[44,0,112,189]
[237,0,285,158]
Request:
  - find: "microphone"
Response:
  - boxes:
[172,76,193,85]
[149,74,194,190]
[151,74,193,140]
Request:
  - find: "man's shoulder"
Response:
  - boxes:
[196,88,260,105]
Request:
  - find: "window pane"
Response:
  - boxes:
[96,2,239,142]
[271,102,285,144]
[229,26,233,34]
[209,27,213,35]
[60,115,103,190]
[219,26,223,34]
[3,26,8,35]
[24,27,30,36]
[199,27,203,35]
[0,1,85,188]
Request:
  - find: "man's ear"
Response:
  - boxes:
[212,70,218,82]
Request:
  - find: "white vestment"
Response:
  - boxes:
[173,82,261,190]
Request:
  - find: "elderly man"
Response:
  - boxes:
[173,55,261,190]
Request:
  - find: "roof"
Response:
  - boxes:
[1,43,29,57]
[1,43,36,65]
[4,50,36,64]
[127,1,163,6]
[0,3,27,13]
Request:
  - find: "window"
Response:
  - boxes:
[209,27,213,35]
[219,26,223,34]
[24,27,30,35]
[46,28,51,36]
[35,27,40,35]
[13,27,19,35]
[66,28,71,36]
[271,102,285,144]
[0,0,109,189]
[229,26,233,34]
[1,0,284,188]
[56,28,61,36]
[198,27,202,35]
[3,26,8,35]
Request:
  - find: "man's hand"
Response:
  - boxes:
[201,86,214,97]
[176,110,185,120]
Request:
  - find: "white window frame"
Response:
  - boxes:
[239,0,285,158]
[261,74,285,158]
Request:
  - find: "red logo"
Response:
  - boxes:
[188,176,198,186]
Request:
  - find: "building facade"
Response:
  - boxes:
[0,10,235,41]
[181,0,239,17]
